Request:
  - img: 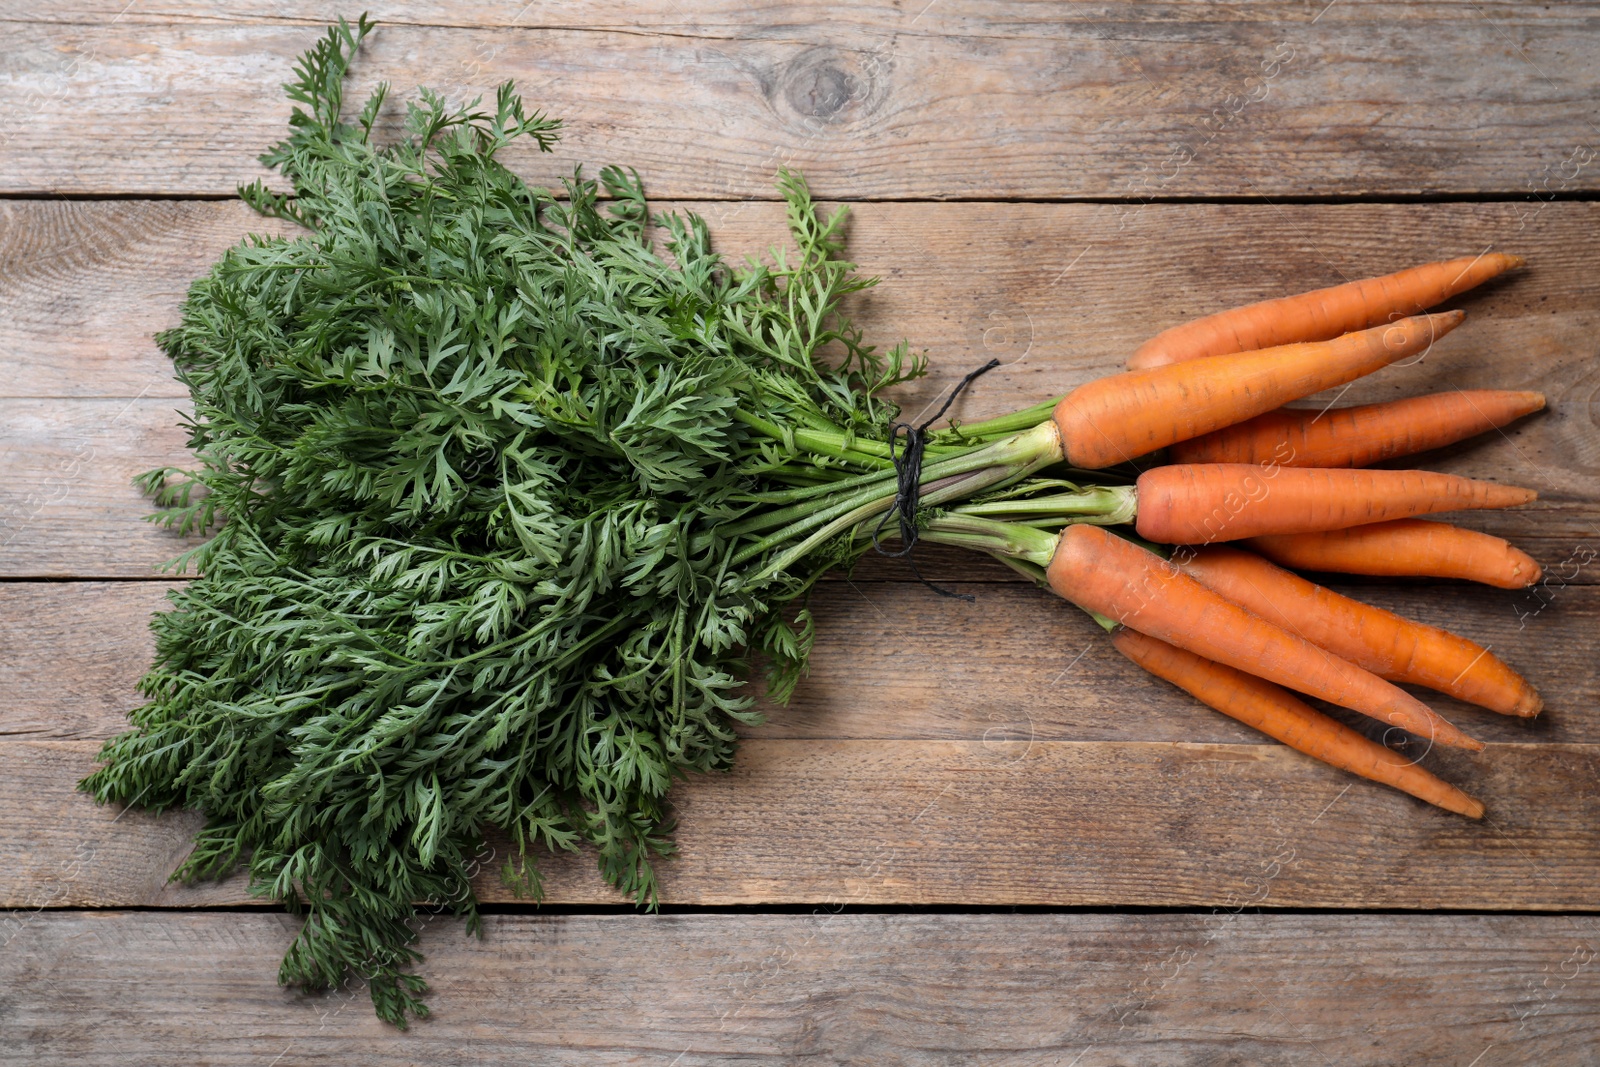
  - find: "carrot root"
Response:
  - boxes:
[1133,464,1536,545]
[1112,629,1485,818]
[1053,312,1465,469]
[1247,519,1543,589]
[1044,524,1484,751]
[1177,545,1543,717]
[1169,390,1547,468]
[1130,254,1524,369]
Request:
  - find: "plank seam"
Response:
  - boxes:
[1,191,1598,205]
[19,903,1600,916]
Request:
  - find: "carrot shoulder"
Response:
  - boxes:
[1177,546,1542,716]
[1129,253,1523,370]
[1053,312,1464,469]
[1247,519,1543,589]
[1133,464,1536,544]
[1112,628,1485,818]
[1169,390,1546,468]
[1044,523,1483,750]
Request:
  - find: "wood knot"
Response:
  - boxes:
[775,46,886,128]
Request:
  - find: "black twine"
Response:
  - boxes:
[872,358,1002,601]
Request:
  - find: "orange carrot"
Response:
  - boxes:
[1247,519,1543,589]
[1044,523,1483,750]
[1051,312,1464,469]
[1133,464,1536,544]
[1112,629,1485,817]
[1177,546,1542,716]
[1129,254,1523,370]
[1168,390,1546,468]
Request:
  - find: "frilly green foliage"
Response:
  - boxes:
[82,15,927,1025]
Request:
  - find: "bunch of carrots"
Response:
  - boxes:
[910,253,1548,819]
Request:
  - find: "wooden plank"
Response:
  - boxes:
[4,579,1595,746]
[7,199,1599,403]
[7,737,1600,909]
[3,199,1597,575]
[8,0,1600,30]
[0,399,198,576]
[5,392,1593,579]
[5,911,1600,1066]
[1,13,1597,197]
[0,200,292,399]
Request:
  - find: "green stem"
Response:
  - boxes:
[1084,609,1120,632]
[950,485,1138,527]
[962,532,1123,635]
[935,396,1062,443]
[918,512,1060,568]
[985,551,1049,587]
[747,448,1057,583]
[732,409,894,469]
[726,420,1063,541]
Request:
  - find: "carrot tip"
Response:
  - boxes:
[1456,795,1488,820]
[1513,691,1544,718]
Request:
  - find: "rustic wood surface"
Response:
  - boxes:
[2,4,1598,199]
[8,198,1596,407]
[6,911,1600,1065]
[3,1,1598,1059]
[5,580,1595,745]
[9,735,1600,909]
[4,200,1598,576]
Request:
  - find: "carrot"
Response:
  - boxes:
[1133,464,1536,544]
[1112,629,1485,818]
[1052,312,1464,469]
[1129,254,1523,370]
[1177,546,1542,716]
[1044,523,1483,750]
[1247,519,1543,589]
[1168,390,1546,468]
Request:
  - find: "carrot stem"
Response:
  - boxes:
[952,486,1139,526]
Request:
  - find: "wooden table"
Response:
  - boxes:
[3,3,1598,1062]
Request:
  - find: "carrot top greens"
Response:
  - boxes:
[80,16,1066,1025]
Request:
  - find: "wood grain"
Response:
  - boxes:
[4,394,1591,579]
[2,199,1596,575]
[0,399,198,576]
[7,199,1599,406]
[1,12,1597,197]
[5,910,1600,1065]
[3,0,1598,1048]
[0,200,293,399]
[8,0,1600,29]
[3,579,1593,746]
[8,737,1600,909]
